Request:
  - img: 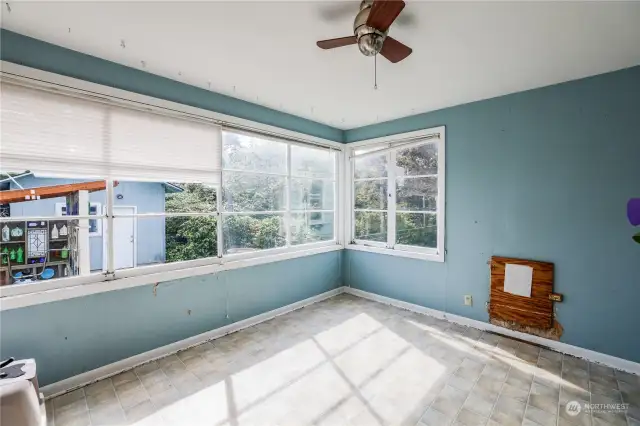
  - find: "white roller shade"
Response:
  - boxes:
[0,83,108,177]
[1,82,221,183]
[110,107,221,182]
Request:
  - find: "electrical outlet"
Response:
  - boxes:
[464,295,473,306]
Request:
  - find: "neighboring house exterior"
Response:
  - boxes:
[4,174,180,272]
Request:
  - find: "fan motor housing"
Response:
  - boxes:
[353,1,387,56]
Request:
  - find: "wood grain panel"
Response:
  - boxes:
[490,256,554,329]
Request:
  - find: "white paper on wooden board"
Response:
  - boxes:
[504,264,533,297]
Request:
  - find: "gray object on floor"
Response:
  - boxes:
[0,358,45,426]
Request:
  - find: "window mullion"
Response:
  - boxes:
[105,179,115,275]
[217,187,223,258]
[285,143,292,247]
[387,150,396,249]
[350,150,356,243]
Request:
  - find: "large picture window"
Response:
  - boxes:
[222,131,337,254]
[350,129,445,261]
[0,80,341,298]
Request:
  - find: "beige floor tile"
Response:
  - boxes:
[506,369,534,390]
[449,374,477,392]
[592,375,620,390]
[476,375,504,395]
[615,370,640,385]
[500,382,530,403]
[115,380,148,409]
[463,390,497,418]
[84,379,115,397]
[591,410,628,426]
[59,295,640,426]
[89,403,127,426]
[529,393,560,414]
[134,361,160,377]
[455,408,488,426]
[111,370,138,387]
[491,394,526,426]
[143,377,176,397]
[54,396,88,420]
[53,388,85,410]
[431,386,468,417]
[149,387,182,410]
[86,387,119,410]
[419,407,455,426]
[560,385,590,405]
[55,409,91,426]
[124,399,158,423]
[524,404,558,426]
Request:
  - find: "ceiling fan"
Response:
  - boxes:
[316,0,412,63]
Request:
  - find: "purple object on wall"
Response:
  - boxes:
[629,198,640,226]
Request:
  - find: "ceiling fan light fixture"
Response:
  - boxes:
[316,0,412,63]
[357,32,384,56]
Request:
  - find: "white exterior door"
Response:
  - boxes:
[113,206,136,270]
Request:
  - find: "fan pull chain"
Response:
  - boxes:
[374,54,378,90]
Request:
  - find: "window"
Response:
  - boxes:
[56,201,102,237]
[1,173,109,284]
[222,131,337,254]
[349,129,445,261]
[0,80,342,297]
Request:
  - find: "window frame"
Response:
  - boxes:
[0,61,344,305]
[220,134,339,256]
[346,127,446,262]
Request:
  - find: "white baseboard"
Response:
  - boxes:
[344,287,640,376]
[42,286,346,399]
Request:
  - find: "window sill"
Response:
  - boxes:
[345,243,444,262]
[0,244,343,311]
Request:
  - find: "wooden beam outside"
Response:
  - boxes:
[0,180,111,204]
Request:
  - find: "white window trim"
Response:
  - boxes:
[345,126,446,262]
[0,61,345,306]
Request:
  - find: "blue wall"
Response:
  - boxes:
[0,30,345,387]
[0,29,344,142]
[0,251,342,385]
[343,66,640,363]
[8,176,166,270]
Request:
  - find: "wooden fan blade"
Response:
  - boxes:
[317,36,357,49]
[366,0,405,32]
[380,36,412,63]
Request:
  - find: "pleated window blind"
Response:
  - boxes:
[0,82,222,183]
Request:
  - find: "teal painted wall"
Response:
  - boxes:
[0,29,344,386]
[0,29,344,142]
[0,251,342,386]
[343,66,640,363]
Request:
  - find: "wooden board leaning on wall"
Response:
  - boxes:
[489,256,563,340]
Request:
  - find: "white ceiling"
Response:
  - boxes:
[2,1,640,129]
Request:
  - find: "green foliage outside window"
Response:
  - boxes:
[354,143,438,248]
[164,133,335,261]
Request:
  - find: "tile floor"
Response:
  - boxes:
[46,294,640,426]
